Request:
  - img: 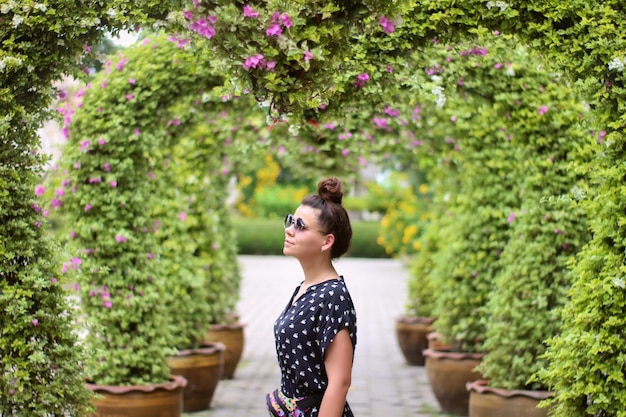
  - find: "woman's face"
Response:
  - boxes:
[283,205,328,260]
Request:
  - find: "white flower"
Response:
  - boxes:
[486,1,509,11]
[613,277,625,289]
[12,14,23,28]
[34,3,47,12]
[106,8,117,18]
[288,123,301,136]
[506,66,515,77]
[608,57,625,72]
[432,86,446,108]
[1,1,16,14]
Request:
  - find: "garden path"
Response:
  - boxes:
[189,255,447,417]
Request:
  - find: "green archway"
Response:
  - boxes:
[54,34,262,385]
[5,1,626,415]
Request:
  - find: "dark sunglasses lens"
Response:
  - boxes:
[295,218,306,231]
[284,214,293,229]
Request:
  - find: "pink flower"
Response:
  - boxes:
[101,80,108,88]
[373,117,388,129]
[383,106,400,117]
[386,65,393,73]
[71,257,81,266]
[79,141,91,152]
[280,13,293,28]
[379,16,396,34]
[265,61,277,71]
[35,185,45,196]
[69,230,76,238]
[61,263,69,273]
[84,204,92,212]
[32,319,39,326]
[103,301,113,308]
[266,23,282,36]
[190,17,216,39]
[115,235,127,243]
[147,253,154,259]
[243,54,265,70]
[116,58,129,71]
[304,50,313,61]
[494,62,503,69]
[537,106,549,115]
[125,93,134,101]
[129,78,136,84]
[243,4,259,17]
[178,212,187,221]
[507,212,516,223]
[104,163,110,172]
[109,181,117,188]
[88,177,102,184]
[338,132,352,140]
[342,149,350,156]
[134,128,140,135]
[354,73,370,88]
[182,10,194,20]
[50,198,62,208]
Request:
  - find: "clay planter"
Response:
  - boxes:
[423,348,485,416]
[467,380,553,417]
[395,315,435,366]
[86,375,187,417]
[427,331,453,351]
[204,322,245,379]
[167,342,226,412]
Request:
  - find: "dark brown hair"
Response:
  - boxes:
[301,177,352,259]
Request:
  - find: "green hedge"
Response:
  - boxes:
[233,216,389,258]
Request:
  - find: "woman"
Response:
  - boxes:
[268,177,357,417]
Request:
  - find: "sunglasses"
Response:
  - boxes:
[284,214,325,234]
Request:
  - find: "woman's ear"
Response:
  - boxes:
[321,233,336,253]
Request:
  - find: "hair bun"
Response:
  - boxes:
[317,177,344,205]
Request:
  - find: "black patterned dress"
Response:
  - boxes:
[274,277,357,417]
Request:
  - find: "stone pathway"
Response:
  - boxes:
[185,255,449,417]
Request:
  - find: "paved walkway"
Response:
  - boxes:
[187,255,447,417]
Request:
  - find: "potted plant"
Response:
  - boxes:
[415,36,529,416]
[467,43,592,417]
[395,211,438,366]
[153,132,229,412]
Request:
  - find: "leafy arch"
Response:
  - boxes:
[54,34,261,385]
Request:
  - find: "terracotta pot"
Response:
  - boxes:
[423,348,485,416]
[204,322,245,379]
[427,331,453,351]
[168,342,226,412]
[86,375,186,417]
[467,380,553,417]
[395,316,435,366]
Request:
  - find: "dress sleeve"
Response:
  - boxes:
[316,282,357,358]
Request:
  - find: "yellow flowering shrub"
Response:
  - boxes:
[376,174,431,258]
